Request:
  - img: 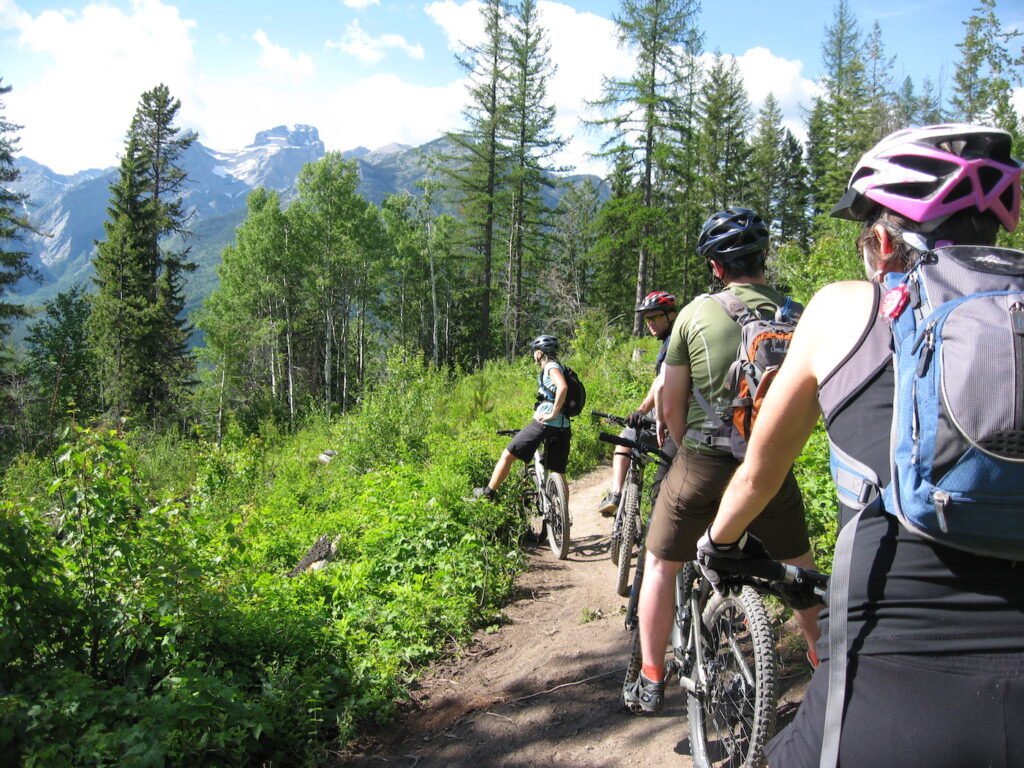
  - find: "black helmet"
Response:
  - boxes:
[635,291,677,313]
[530,334,559,355]
[697,207,770,263]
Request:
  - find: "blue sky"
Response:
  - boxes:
[1,0,1021,175]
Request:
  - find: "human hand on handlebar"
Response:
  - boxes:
[626,409,648,429]
[696,528,770,594]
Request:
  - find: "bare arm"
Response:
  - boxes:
[659,363,692,448]
[709,280,876,544]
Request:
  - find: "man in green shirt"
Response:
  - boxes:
[623,208,821,714]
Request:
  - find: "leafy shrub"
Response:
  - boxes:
[0,338,839,764]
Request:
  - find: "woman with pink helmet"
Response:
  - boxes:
[698,124,1024,768]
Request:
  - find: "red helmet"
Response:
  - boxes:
[635,291,677,313]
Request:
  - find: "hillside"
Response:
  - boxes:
[9,127,605,334]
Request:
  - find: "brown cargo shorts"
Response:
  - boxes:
[645,446,809,563]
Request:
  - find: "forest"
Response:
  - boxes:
[1,0,1022,764]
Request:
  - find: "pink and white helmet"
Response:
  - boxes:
[831,123,1022,232]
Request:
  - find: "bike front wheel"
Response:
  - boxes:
[614,478,641,597]
[687,586,778,768]
[544,473,571,559]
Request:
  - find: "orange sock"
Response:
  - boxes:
[642,664,663,682]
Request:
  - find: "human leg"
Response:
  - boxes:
[629,448,733,713]
[486,449,518,491]
[637,549,683,679]
[597,427,634,515]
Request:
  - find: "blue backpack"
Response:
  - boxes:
[820,244,1024,768]
[880,244,1024,559]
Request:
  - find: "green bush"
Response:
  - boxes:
[0,337,841,764]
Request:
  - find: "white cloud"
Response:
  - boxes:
[424,0,484,51]
[253,29,315,81]
[2,0,831,182]
[5,0,199,173]
[327,19,424,63]
[342,0,380,8]
[733,47,821,138]
[321,73,465,150]
[0,0,27,28]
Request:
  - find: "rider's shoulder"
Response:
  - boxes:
[802,280,875,323]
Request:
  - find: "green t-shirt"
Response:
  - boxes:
[665,283,788,454]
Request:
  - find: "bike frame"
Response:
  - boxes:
[672,570,714,696]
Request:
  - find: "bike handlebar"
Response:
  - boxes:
[598,431,673,464]
[496,429,519,437]
[590,409,656,430]
[701,555,830,608]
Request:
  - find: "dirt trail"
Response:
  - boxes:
[333,468,812,767]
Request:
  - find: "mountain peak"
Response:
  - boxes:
[250,125,323,150]
[364,142,412,163]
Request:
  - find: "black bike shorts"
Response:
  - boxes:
[506,419,571,474]
[768,651,1024,768]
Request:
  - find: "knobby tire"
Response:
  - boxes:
[610,498,622,568]
[545,473,571,560]
[615,478,642,597]
[687,586,778,768]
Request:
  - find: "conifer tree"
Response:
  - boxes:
[950,0,1022,130]
[89,84,196,421]
[918,76,944,124]
[445,0,510,364]
[0,80,37,345]
[777,130,811,249]
[589,153,643,315]
[863,21,896,137]
[499,0,566,355]
[747,94,789,232]
[696,54,752,213]
[893,76,919,128]
[588,0,702,333]
[806,0,873,214]
[551,179,601,313]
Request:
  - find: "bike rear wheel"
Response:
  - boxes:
[687,586,778,768]
[544,473,571,559]
[614,477,642,597]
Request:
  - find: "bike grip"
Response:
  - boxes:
[598,432,636,448]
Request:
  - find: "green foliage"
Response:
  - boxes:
[0,340,660,764]
[793,425,838,564]
[771,216,864,304]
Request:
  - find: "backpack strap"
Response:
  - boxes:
[709,290,768,325]
[537,361,562,401]
[829,439,881,512]
[686,386,733,452]
[818,505,857,768]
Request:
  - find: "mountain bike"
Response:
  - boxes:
[592,410,671,597]
[497,428,571,559]
[617,448,828,767]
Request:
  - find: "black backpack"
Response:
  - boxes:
[537,363,586,418]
